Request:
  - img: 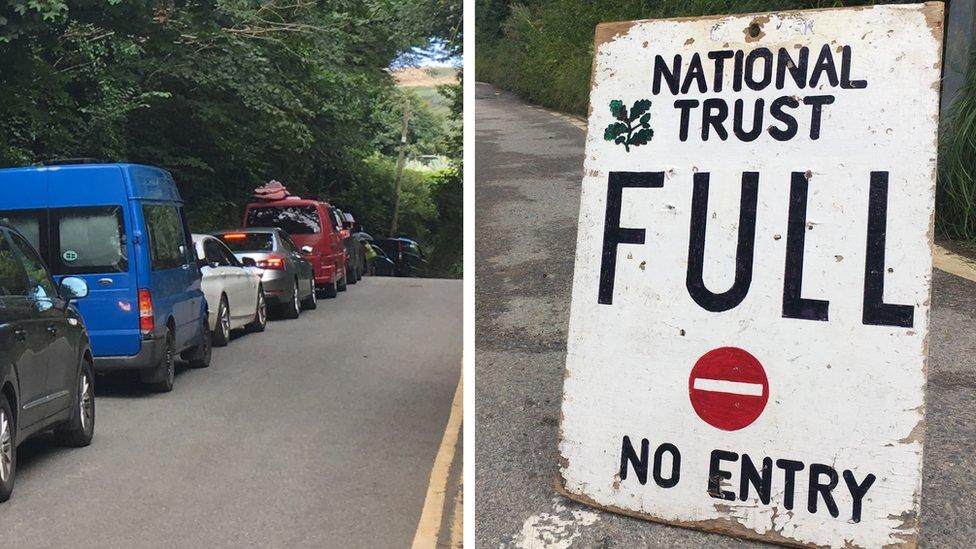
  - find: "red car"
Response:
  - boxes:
[242,197,348,297]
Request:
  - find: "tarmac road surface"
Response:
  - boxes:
[0,276,462,548]
[475,81,976,548]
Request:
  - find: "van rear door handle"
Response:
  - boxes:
[13,328,27,342]
[46,325,58,336]
[98,278,113,286]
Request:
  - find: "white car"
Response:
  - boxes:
[192,234,267,346]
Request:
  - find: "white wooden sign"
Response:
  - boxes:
[556,4,944,547]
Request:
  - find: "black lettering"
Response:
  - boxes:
[681,53,707,94]
[809,44,839,88]
[769,96,799,141]
[803,95,835,140]
[745,47,773,90]
[739,454,773,504]
[599,172,665,305]
[840,45,868,89]
[808,463,840,518]
[701,98,729,141]
[654,54,682,95]
[862,171,914,327]
[687,172,758,312]
[732,50,744,92]
[732,98,764,142]
[843,470,877,523]
[708,50,734,92]
[708,449,738,500]
[776,459,804,510]
[652,443,681,488]
[619,436,649,485]
[674,99,699,142]
[776,46,809,89]
[783,172,830,321]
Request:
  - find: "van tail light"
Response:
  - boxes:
[256,256,286,270]
[138,289,154,335]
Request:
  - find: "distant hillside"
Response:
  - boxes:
[392,66,458,88]
[391,66,458,117]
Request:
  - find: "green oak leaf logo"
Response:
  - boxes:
[604,99,654,152]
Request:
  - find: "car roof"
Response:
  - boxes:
[212,227,279,235]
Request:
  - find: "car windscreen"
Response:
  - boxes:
[246,205,320,234]
[218,232,274,252]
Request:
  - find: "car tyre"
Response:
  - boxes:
[320,277,338,299]
[246,288,268,332]
[348,264,358,285]
[300,279,317,310]
[337,270,348,292]
[55,357,95,447]
[0,394,16,503]
[182,315,212,368]
[281,279,301,319]
[212,296,230,347]
[143,328,176,393]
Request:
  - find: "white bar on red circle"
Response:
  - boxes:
[692,378,764,396]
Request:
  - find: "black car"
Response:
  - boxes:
[367,242,397,276]
[371,237,428,277]
[0,223,94,502]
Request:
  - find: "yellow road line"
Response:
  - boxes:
[412,377,463,549]
[449,474,463,548]
[933,244,976,283]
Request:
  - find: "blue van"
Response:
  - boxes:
[0,162,211,391]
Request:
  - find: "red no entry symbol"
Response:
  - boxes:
[688,347,769,431]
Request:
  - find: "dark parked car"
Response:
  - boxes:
[366,242,397,277]
[212,228,317,318]
[371,238,428,277]
[0,223,95,502]
[336,210,365,283]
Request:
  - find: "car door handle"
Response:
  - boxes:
[46,325,58,336]
[13,328,28,342]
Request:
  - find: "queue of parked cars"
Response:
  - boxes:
[0,160,425,502]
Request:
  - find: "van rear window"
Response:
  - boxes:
[246,205,320,235]
[54,207,128,274]
[218,233,274,252]
[1,206,128,274]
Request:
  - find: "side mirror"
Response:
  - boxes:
[59,276,89,301]
[301,245,313,254]
[241,256,257,268]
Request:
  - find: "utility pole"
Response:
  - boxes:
[390,99,411,236]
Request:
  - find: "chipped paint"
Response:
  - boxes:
[560,4,942,548]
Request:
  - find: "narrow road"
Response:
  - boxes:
[475,82,976,548]
[0,277,462,547]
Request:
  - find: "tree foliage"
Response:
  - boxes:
[0,0,462,276]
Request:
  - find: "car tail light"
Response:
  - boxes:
[257,256,286,270]
[138,289,154,335]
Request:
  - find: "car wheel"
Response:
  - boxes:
[247,288,267,332]
[320,277,338,299]
[143,328,176,393]
[212,296,230,347]
[0,394,16,502]
[281,279,301,319]
[56,356,95,447]
[337,270,348,292]
[301,279,317,310]
[348,264,358,285]
[182,315,212,368]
